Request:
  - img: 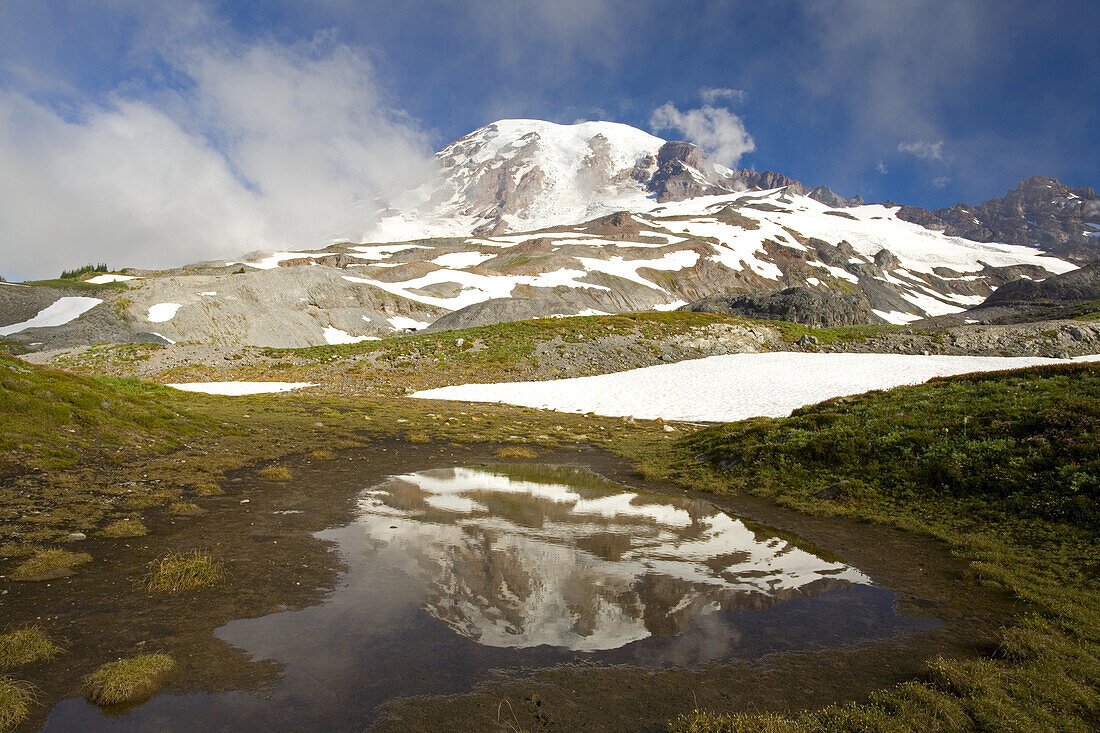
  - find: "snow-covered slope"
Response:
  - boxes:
[368,119,666,240]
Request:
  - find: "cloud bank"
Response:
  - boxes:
[0,29,435,280]
[649,103,755,168]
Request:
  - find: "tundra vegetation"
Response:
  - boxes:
[0,313,1097,730]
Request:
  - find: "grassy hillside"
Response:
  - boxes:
[648,363,1100,731]
[689,362,1100,529]
[0,353,217,472]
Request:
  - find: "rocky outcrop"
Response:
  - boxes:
[681,286,878,327]
[978,262,1100,312]
[896,176,1100,262]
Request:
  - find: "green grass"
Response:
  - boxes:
[1070,300,1100,321]
[81,653,175,706]
[637,362,1100,732]
[688,362,1099,528]
[0,676,33,731]
[17,278,127,291]
[0,353,217,470]
[11,549,92,581]
[98,518,149,538]
[259,465,292,481]
[146,551,224,593]
[0,628,62,670]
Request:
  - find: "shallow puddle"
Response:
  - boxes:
[44,464,937,731]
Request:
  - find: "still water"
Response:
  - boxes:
[45,465,935,731]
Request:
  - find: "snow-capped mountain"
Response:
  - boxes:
[2,119,1095,349]
[366,119,860,242]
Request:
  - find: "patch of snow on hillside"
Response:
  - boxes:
[167,381,314,395]
[323,327,379,344]
[0,296,103,335]
[387,315,431,331]
[575,251,699,289]
[431,251,494,268]
[344,267,608,311]
[86,274,139,284]
[349,244,431,260]
[664,219,783,279]
[242,252,318,269]
[872,310,922,325]
[147,303,182,323]
[410,352,1100,422]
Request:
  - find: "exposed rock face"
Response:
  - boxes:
[682,286,878,327]
[896,176,1100,262]
[981,262,1100,307]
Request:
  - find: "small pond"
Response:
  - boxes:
[45,464,937,731]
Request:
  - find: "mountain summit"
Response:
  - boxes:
[368,119,858,241]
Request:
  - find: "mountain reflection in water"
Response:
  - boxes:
[358,465,870,652]
[43,464,935,733]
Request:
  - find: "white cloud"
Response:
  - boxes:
[649,103,755,167]
[876,160,888,174]
[0,32,436,280]
[897,140,945,161]
[932,176,951,189]
[699,87,746,105]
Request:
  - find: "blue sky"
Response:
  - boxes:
[1,0,1097,277]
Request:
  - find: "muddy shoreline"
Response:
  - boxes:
[5,439,1021,732]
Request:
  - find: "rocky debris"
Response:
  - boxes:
[682,287,878,328]
[277,253,357,269]
[797,334,819,348]
[896,175,1100,262]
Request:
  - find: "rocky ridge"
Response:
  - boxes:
[895,176,1100,263]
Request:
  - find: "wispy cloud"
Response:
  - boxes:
[876,160,888,174]
[699,87,745,105]
[898,140,945,161]
[649,103,755,168]
[0,15,435,280]
[932,175,951,189]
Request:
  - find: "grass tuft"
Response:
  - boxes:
[0,676,34,731]
[10,549,91,581]
[0,628,62,670]
[495,446,539,459]
[81,653,175,706]
[146,551,224,593]
[259,465,292,481]
[98,518,148,538]
[404,430,431,444]
[309,448,336,460]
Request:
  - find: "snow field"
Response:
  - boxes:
[147,303,182,323]
[410,351,1100,423]
[85,274,139,284]
[0,297,103,335]
[166,381,314,395]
